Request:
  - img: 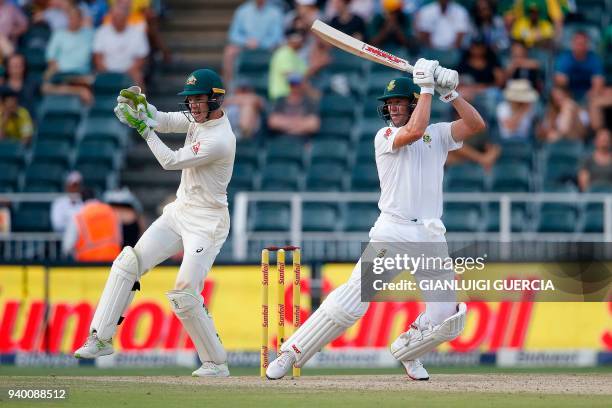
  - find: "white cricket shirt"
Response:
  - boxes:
[145,111,236,209]
[374,122,462,221]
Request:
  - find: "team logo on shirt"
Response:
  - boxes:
[191,141,201,155]
[186,75,197,85]
[422,134,432,147]
[384,128,392,139]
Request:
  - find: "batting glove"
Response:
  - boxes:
[412,58,439,95]
[435,67,460,103]
[117,86,158,128]
[114,102,151,139]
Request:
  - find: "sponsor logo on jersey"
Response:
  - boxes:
[384,128,392,139]
[191,141,200,155]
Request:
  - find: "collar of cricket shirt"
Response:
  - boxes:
[198,110,227,128]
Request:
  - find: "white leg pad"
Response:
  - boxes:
[90,246,141,340]
[390,302,467,362]
[167,290,227,364]
[280,281,368,367]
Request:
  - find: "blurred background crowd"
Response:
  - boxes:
[0,0,611,261]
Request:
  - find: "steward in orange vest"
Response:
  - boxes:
[74,201,122,262]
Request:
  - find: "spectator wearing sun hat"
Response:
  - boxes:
[496,79,539,140]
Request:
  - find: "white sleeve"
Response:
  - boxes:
[145,129,231,170]
[132,27,149,58]
[50,199,63,232]
[431,122,462,152]
[374,127,399,156]
[154,111,191,134]
[62,216,78,257]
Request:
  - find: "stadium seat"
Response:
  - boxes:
[422,47,460,69]
[445,163,486,192]
[310,140,349,167]
[22,48,47,73]
[265,140,304,167]
[356,121,385,141]
[23,163,66,192]
[544,160,578,185]
[237,49,272,75]
[0,141,25,166]
[305,163,345,191]
[38,95,83,119]
[319,94,356,119]
[586,182,612,193]
[486,207,527,232]
[252,203,290,231]
[235,140,260,168]
[235,74,269,98]
[491,163,531,192]
[76,142,117,169]
[37,117,79,144]
[31,141,72,167]
[545,140,583,162]
[350,163,379,191]
[81,117,129,147]
[260,163,301,191]
[355,140,375,163]
[302,203,338,231]
[366,72,396,97]
[89,95,118,117]
[537,208,578,232]
[582,208,603,233]
[93,73,132,95]
[228,162,256,192]
[75,163,110,192]
[324,50,365,75]
[11,208,51,232]
[343,203,379,231]
[443,209,480,232]
[0,163,21,191]
[362,99,382,119]
[498,142,534,168]
[318,117,353,141]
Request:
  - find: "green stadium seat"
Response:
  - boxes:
[306,163,345,191]
[443,209,480,232]
[261,163,300,191]
[0,141,25,166]
[537,208,578,232]
[89,95,118,117]
[362,99,382,119]
[302,203,338,231]
[23,163,66,192]
[37,117,79,144]
[236,74,269,99]
[582,208,603,233]
[81,117,129,147]
[587,182,612,193]
[12,208,51,232]
[0,163,21,191]
[491,163,530,192]
[486,207,527,232]
[319,95,355,119]
[39,95,83,119]
[445,163,486,192]
[422,48,460,69]
[310,140,349,167]
[75,163,110,192]
[544,160,578,185]
[31,141,72,167]
[76,142,117,169]
[228,162,256,192]
[265,140,304,167]
[350,163,379,191]
[498,141,534,168]
[355,140,375,162]
[237,49,272,75]
[545,140,583,162]
[343,203,379,231]
[235,140,260,168]
[252,203,290,231]
[318,117,352,141]
[324,50,365,74]
[93,73,132,95]
[22,48,46,73]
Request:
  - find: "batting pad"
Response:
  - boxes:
[91,246,141,340]
[281,281,368,367]
[166,290,227,364]
[390,302,467,362]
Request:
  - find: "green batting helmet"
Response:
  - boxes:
[178,68,226,118]
[377,77,420,125]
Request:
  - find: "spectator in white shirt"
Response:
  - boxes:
[93,2,149,88]
[416,0,469,51]
[51,171,84,233]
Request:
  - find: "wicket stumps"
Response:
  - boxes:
[261,246,301,378]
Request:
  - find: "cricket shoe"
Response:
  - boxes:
[266,351,296,380]
[74,332,114,359]
[401,359,430,381]
[192,362,230,377]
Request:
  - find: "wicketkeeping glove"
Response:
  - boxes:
[114,102,151,138]
[412,58,439,95]
[117,86,158,128]
[434,67,460,103]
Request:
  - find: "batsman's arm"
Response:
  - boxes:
[450,96,487,143]
[392,93,432,150]
[144,129,230,170]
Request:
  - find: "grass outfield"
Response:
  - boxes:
[1,367,611,408]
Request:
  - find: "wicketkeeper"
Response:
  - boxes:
[74,68,236,378]
[267,59,486,380]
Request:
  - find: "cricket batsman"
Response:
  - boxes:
[267,59,486,380]
[74,68,236,378]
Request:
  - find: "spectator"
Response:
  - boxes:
[268,73,320,139]
[51,171,84,233]
[38,0,73,31]
[268,28,308,100]
[368,0,413,50]
[0,87,33,145]
[554,31,604,103]
[0,33,15,64]
[505,0,565,39]
[93,2,149,89]
[0,0,28,46]
[416,0,469,51]
[496,79,538,140]
[323,0,375,21]
[288,0,322,63]
[468,0,509,52]
[62,188,122,261]
[505,40,543,93]
[538,85,588,142]
[224,79,265,139]
[79,0,108,27]
[447,131,500,172]
[42,7,95,104]
[456,39,504,101]
[588,88,612,132]
[104,188,144,248]
[3,54,28,103]
[578,128,611,191]
[222,0,284,86]
[103,0,147,28]
[510,0,554,48]
[328,0,366,41]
